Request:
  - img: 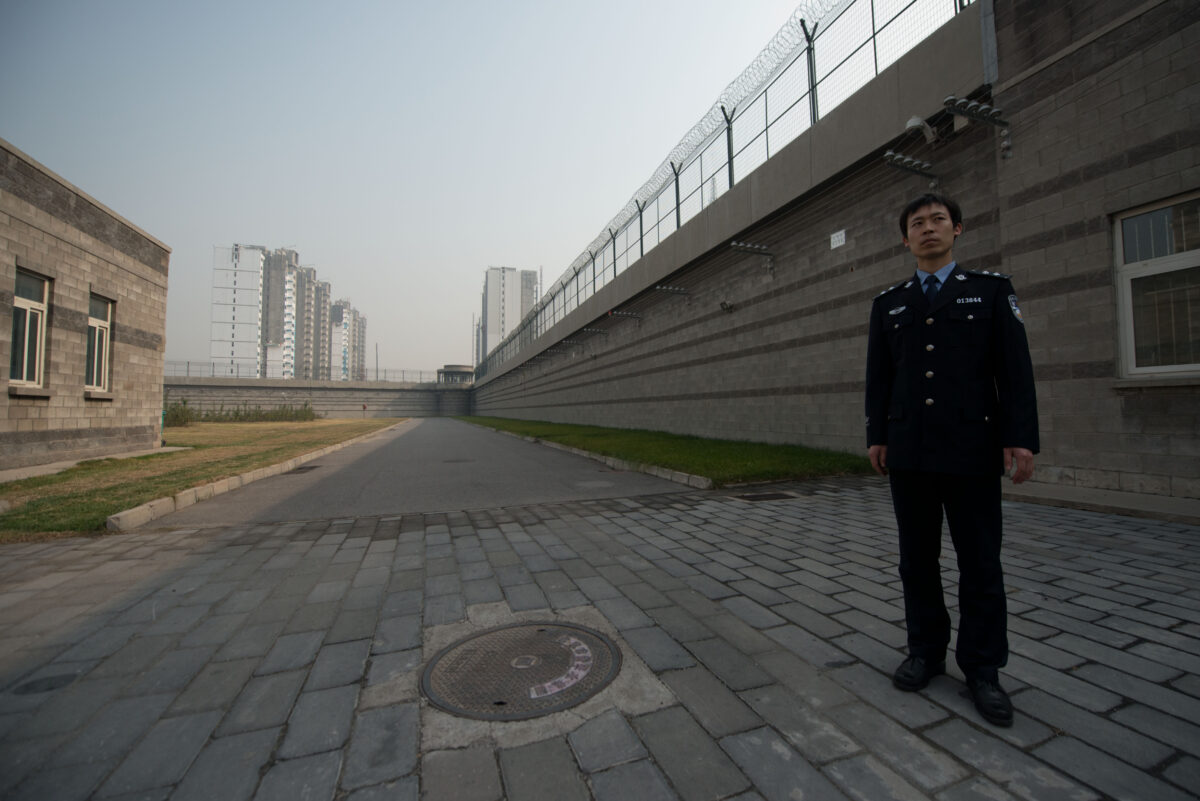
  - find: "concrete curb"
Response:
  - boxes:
[105,423,405,532]
[469,424,714,491]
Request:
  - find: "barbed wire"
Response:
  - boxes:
[549,0,851,296]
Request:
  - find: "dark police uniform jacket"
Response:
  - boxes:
[865,265,1039,476]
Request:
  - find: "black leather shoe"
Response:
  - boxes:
[892,656,945,692]
[968,677,1013,727]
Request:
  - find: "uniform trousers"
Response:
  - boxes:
[888,468,1007,681]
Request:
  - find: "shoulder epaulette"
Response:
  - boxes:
[876,279,911,297]
[966,269,1011,280]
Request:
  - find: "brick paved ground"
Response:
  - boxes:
[1,475,1198,800]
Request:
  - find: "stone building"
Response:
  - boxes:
[2,138,170,469]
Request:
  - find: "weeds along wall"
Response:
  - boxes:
[163,378,471,419]
[474,0,1200,505]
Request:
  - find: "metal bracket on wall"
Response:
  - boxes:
[943,95,1012,158]
[883,150,937,185]
[730,241,774,276]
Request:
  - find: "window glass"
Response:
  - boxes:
[1121,197,1200,264]
[10,271,48,384]
[1116,194,1200,376]
[86,294,113,391]
[1130,266,1200,369]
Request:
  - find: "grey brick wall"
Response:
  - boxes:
[1,139,170,469]
[163,378,470,419]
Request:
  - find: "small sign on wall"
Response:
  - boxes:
[830,230,846,249]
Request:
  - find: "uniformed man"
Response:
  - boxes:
[865,193,1038,727]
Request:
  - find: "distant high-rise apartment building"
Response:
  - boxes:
[477,266,538,364]
[211,245,355,380]
[262,248,300,378]
[329,299,367,381]
[210,244,266,376]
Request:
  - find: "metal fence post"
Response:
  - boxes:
[721,105,735,190]
[636,200,645,259]
[801,19,819,124]
[671,161,682,230]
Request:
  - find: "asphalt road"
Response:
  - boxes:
[152,417,684,526]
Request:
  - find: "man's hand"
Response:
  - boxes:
[1004,447,1034,483]
[869,444,888,476]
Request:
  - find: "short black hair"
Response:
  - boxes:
[899,194,962,237]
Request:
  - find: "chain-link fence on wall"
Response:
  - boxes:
[478,0,975,380]
[164,361,439,384]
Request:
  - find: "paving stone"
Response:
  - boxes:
[685,639,772,691]
[18,676,124,738]
[328,608,380,643]
[721,726,852,801]
[171,727,278,801]
[1033,735,1195,801]
[827,702,968,789]
[170,656,258,714]
[424,594,465,625]
[307,639,371,690]
[49,693,173,767]
[342,703,419,789]
[279,684,359,759]
[217,669,306,736]
[345,777,420,800]
[422,745,502,801]
[216,620,286,660]
[498,736,591,801]
[592,759,680,801]
[284,602,339,633]
[924,720,1099,801]
[373,614,421,654]
[1018,688,1173,768]
[633,705,750,801]
[661,667,761,737]
[623,626,696,671]
[504,583,549,611]
[257,751,341,801]
[5,760,112,801]
[596,597,655,630]
[96,710,222,797]
[256,630,325,674]
[738,684,859,764]
[568,707,648,772]
[366,649,422,687]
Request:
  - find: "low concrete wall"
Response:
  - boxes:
[163,377,470,419]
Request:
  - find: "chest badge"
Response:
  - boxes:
[888,305,907,315]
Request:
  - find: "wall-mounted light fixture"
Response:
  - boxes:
[720,300,736,313]
[608,310,640,319]
[654,285,689,295]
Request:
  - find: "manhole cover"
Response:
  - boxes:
[421,622,622,721]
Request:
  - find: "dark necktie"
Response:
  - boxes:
[924,275,940,305]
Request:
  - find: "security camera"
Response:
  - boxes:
[906,116,937,144]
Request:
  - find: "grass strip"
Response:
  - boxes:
[0,419,400,541]
[458,416,871,487]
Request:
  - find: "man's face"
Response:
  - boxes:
[902,202,961,261]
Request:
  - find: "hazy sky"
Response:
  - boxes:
[2,0,804,371]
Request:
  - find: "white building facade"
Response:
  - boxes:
[477,266,538,364]
[210,244,265,377]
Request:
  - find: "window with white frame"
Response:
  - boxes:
[86,294,112,391]
[10,270,48,386]
[1115,193,1200,377]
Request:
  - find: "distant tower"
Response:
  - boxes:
[210,244,266,377]
[478,266,538,364]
